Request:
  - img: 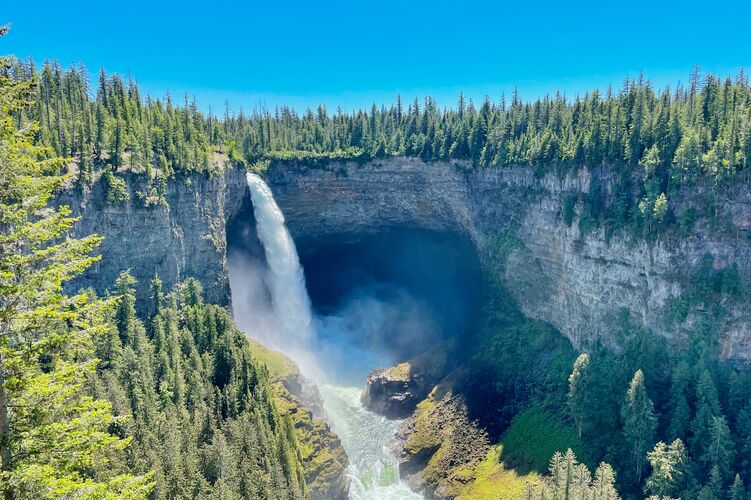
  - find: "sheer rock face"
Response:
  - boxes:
[68,158,751,364]
[265,158,751,365]
[65,165,248,309]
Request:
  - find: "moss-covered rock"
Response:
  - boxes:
[250,340,349,500]
[394,370,492,498]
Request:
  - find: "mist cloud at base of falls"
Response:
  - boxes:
[227,248,438,384]
[227,249,425,499]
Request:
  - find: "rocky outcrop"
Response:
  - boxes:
[362,339,456,418]
[275,386,349,500]
[389,369,492,499]
[246,338,349,500]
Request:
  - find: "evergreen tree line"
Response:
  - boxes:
[6,59,751,193]
[1,40,307,498]
[526,449,620,500]
[92,273,307,499]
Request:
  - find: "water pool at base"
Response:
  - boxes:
[234,173,423,499]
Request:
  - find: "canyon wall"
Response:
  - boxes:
[66,166,247,308]
[69,158,751,364]
[266,158,751,364]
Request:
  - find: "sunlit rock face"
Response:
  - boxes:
[64,164,248,309]
[69,157,751,365]
[362,339,457,419]
[264,158,751,365]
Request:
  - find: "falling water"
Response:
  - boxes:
[243,173,421,500]
[246,172,314,346]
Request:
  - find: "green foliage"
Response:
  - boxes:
[568,353,591,439]
[645,439,688,498]
[482,230,522,283]
[677,208,697,236]
[465,278,575,435]
[92,273,307,499]
[102,170,130,205]
[730,474,746,500]
[250,159,272,174]
[500,406,588,474]
[525,449,620,500]
[563,193,577,227]
[10,58,751,190]
[0,40,151,498]
[621,370,658,483]
[664,297,691,327]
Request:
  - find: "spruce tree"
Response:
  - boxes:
[621,370,658,482]
[568,352,591,438]
[645,439,687,498]
[730,474,746,500]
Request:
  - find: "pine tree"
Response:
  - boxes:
[591,462,620,500]
[530,449,620,500]
[730,474,746,500]
[667,359,692,441]
[621,370,658,482]
[691,370,722,473]
[704,416,734,485]
[645,439,687,498]
[568,352,591,438]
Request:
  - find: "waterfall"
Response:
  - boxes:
[246,172,314,346]
[243,172,422,500]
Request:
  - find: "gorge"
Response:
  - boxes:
[61,155,751,498]
[5,12,751,498]
[70,157,751,366]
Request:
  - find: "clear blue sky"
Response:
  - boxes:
[4,0,751,113]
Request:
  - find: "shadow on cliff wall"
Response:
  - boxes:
[226,197,483,383]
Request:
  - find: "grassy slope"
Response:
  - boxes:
[456,406,585,499]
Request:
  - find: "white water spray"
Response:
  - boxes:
[243,173,421,500]
[246,172,314,346]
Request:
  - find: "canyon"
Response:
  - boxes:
[69,157,751,365]
[62,156,751,497]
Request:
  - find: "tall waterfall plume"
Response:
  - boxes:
[246,172,314,346]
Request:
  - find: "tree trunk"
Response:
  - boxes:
[0,360,12,499]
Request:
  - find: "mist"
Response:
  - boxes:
[228,248,444,384]
[227,177,481,500]
[227,211,482,385]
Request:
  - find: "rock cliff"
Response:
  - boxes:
[64,165,247,308]
[67,157,751,364]
[265,158,751,365]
